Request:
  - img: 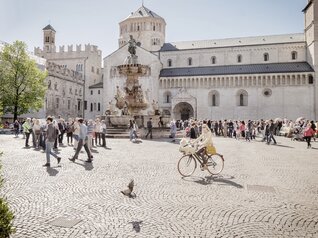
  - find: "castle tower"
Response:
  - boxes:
[303,0,318,119]
[118,4,166,52]
[43,24,56,53]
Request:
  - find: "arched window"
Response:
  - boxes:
[291,51,297,60]
[208,90,220,106]
[237,54,242,63]
[168,59,172,67]
[211,56,216,64]
[263,53,269,62]
[237,89,248,106]
[163,91,172,103]
[239,94,244,106]
[212,94,216,106]
[188,57,192,66]
[153,25,156,31]
[98,103,101,111]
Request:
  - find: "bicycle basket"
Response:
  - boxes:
[206,145,216,155]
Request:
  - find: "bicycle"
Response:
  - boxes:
[178,140,224,177]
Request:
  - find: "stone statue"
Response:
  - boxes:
[115,86,125,99]
[152,100,159,111]
[152,100,160,115]
[108,100,114,112]
[115,86,126,109]
[128,35,137,56]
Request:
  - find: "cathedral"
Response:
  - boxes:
[35,1,318,121]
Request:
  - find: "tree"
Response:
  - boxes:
[0,41,47,121]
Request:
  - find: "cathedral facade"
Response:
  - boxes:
[103,1,318,121]
[35,1,318,121]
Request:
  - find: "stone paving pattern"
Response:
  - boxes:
[0,134,318,237]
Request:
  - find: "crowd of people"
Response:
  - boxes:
[12,117,108,167]
[5,116,317,168]
[175,118,318,149]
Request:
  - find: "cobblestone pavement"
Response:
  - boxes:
[0,134,318,238]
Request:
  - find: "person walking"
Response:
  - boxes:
[145,118,153,139]
[33,119,41,149]
[304,122,315,148]
[267,120,277,145]
[190,122,197,139]
[65,119,73,145]
[22,118,32,147]
[69,118,93,163]
[128,120,134,141]
[73,119,80,150]
[87,119,95,150]
[132,120,138,141]
[95,119,101,146]
[14,120,20,137]
[170,120,177,142]
[43,117,61,167]
[100,120,107,148]
[58,118,66,145]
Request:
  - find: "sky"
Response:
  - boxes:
[0,0,306,58]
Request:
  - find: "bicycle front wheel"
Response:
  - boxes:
[177,154,197,177]
[206,154,224,175]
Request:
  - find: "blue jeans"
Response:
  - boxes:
[45,141,59,164]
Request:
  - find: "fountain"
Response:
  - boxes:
[106,35,169,131]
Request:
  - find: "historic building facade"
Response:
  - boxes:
[28,1,318,121]
[34,25,103,119]
[45,61,84,118]
[102,1,318,121]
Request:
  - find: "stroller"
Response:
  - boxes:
[291,127,304,141]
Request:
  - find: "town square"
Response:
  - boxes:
[0,0,318,237]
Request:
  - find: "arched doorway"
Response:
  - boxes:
[173,102,194,120]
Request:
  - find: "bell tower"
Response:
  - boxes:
[118,5,166,52]
[43,24,56,53]
[303,0,318,119]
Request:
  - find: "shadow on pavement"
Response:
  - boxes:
[91,149,100,153]
[182,175,243,188]
[74,159,94,171]
[46,167,59,176]
[274,144,294,148]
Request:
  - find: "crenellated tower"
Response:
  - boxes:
[118,4,166,52]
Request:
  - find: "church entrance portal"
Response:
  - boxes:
[173,102,194,120]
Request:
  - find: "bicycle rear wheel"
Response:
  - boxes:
[177,154,197,177]
[206,154,224,175]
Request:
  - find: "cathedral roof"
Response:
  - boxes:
[160,33,304,51]
[123,5,164,21]
[159,62,314,77]
[42,24,56,32]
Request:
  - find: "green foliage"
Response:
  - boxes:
[0,198,15,238]
[0,154,15,237]
[0,40,47,120]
